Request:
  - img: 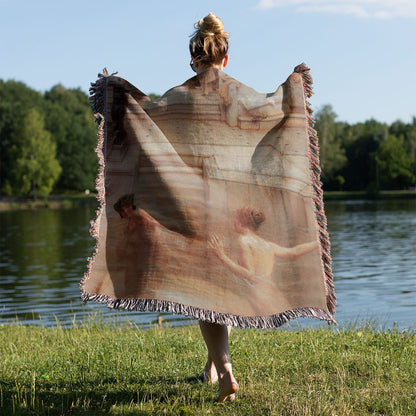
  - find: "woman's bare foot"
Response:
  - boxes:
[198,322,235,402]
[215,371,239,403]
[199,358,218,383]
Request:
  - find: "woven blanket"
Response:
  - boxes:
[80,64,336,328]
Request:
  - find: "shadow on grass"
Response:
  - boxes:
[1,373,210,415]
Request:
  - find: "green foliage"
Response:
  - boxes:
[0,80,97,195]
[0,79,44,109]
[44,85,98,191]
[343,119,387,191]
[147,92,161,101]
[389,117,416,179]
[1,78,415,195]
[9,109,61,197]
[376,135,415,189]
[314,105,347,183]
[314,105,416,191]
[0,80,45,194]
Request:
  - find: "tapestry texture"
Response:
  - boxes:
[80,64,336,328]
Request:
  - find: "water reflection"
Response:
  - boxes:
[0,199,415,329]
[325,199,416,329]
[0,206,190,328]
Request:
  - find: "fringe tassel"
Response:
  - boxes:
[295,63,337,316]
[80,67,337,329]
[80,290,337,329]
[79,69,112,291]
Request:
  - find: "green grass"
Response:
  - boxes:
[0,320,415,415]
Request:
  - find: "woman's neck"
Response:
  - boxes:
[195,63,224,74]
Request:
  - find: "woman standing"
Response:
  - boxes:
[189,13,239,403]
[83,10,336,406]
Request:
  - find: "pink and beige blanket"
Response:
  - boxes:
[80,64,336,328]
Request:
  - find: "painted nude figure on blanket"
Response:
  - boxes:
[209,207,318,285]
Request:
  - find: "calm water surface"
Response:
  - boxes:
[0,199,415,329]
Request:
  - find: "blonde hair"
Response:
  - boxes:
[189,12,229,66]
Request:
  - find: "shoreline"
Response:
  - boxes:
[323,190,416,201]
[0,190,415,211]
[0,194,98,211]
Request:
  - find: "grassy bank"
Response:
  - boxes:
[0,322,414,415]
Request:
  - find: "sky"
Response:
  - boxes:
[1,0,415,124]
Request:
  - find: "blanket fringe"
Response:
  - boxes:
[80,66,337,329]
[80,290,337,328]
[295,63,336,316]
[79,69,111,292]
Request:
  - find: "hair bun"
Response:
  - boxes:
[197,12,228,38]
[189,13,229,65]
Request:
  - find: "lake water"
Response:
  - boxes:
[0,199,415,330]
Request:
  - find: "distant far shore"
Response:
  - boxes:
[323,190,416,200]
[0,190,415,211]
[0,194,97,211]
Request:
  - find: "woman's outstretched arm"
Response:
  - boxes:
[273,240,318,259]
[208,234,255,282]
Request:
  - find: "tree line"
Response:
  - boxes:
[0,80,97,197]
[0,80,415,197]
[315,105,415,191]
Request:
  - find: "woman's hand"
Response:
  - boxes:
[208,233,225,257]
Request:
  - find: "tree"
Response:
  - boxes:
[376,135,415,189]
[314,105,347,188]
[44,85,98,191]
[10,108,61,197]
[0,80,45,194]
[148,93,161,101]
[0,79,44,109]
[1,78,415,195]
[389,118,416,181]
[0,102,19,194]
[341,119,388,191]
